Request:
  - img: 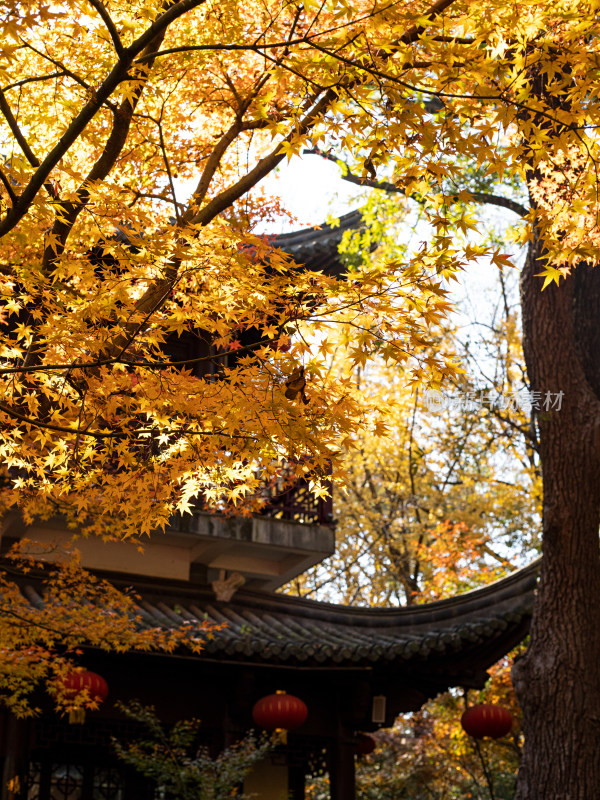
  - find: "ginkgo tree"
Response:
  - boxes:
[1,0,600,797]
[289,352,539,607]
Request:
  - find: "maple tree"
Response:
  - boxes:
[0,0,468,714]
[0,544,215,717]
[0,0,463,538]
[0,0,599,795]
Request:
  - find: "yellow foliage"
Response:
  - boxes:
[0,0,595,712]
[0,542,218,716]
[0,0,594,536]
[289,337,540,606]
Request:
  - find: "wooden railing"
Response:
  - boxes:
[256,475,334,526]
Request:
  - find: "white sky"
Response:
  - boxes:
[258,154,364,233]
[259,153,521,313]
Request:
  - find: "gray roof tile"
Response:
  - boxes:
[16,560,538,671]
[122,560,538,667]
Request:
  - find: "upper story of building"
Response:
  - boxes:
[0,214,364,594]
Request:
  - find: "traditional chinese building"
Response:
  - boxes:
[0,215,538,800]
[0,541,537,800]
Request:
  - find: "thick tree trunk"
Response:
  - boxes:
[513,231,600,798]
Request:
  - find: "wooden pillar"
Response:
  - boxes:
[0,715,27,800]
[289,763,305,800]
[328,734,355,800]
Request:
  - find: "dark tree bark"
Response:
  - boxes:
[513,227,600,797]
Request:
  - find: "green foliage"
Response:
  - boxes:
[113,701,275,800]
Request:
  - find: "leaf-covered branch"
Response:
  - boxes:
[303,148,529,217]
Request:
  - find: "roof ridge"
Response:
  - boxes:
[271,208,364,248]
[228,559,539,626]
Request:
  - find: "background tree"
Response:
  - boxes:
[291,263,533,794]
[289,351,539,606]
[353,657,523,800]
[288,197,539,606]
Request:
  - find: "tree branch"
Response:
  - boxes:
[86,0,125,57]
[113,0,462,349]
[2,71,65,93]
[304,148,529,217]
[20,42,118,112]
[0,88,61,206]
[126,188,186,211]
[183,120,243,216]
[0,168,17,205]
[397,0,459,45]
[0,401,116,439]
[181,0,460,228]
[467,192,528,217]
[0,89,41,169]
[157,119,180,220]
[0,0,207,239]
[189,90,336,227]
[40,25,170,275]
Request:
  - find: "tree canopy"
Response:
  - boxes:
[2,1,600,793]
[0,0,467,537]
[6,0,594,535]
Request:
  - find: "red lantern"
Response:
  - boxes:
[252,691,308,734]
[60,670,109,724]
[461,704,513,739]
[355,734,376,756]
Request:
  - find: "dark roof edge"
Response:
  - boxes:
[35,557,536,632]
[253,557,540,626]
[271,209,363,248]
[115,558,538,630]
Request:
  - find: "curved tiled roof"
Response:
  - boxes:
[20,561,538,699]
[45,559,536,671]
[272,209,363,274]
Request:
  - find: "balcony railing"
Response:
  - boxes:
[256,475,333,527]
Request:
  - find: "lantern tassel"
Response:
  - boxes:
[275,727,287,745]
[68,709,85,725]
